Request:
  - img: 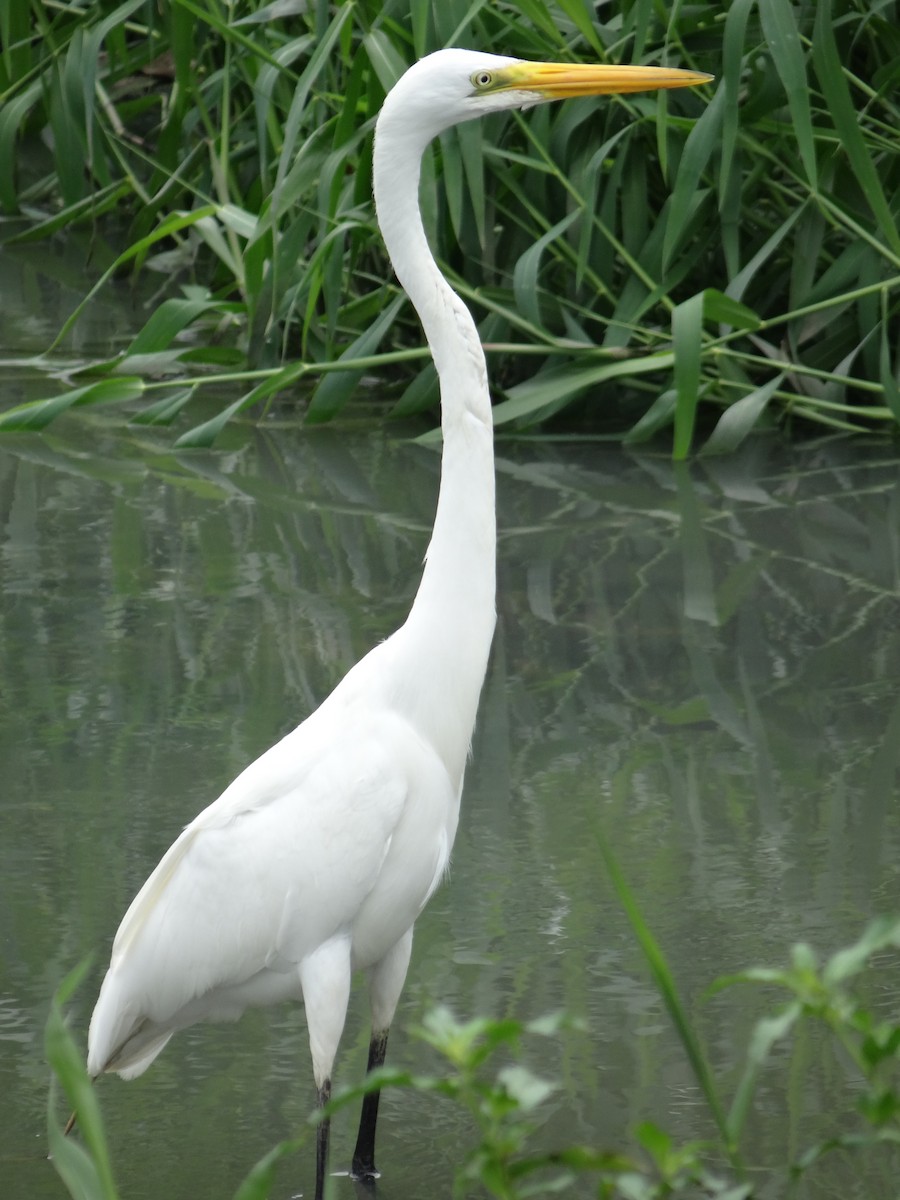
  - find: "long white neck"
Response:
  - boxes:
[373,111,496,787]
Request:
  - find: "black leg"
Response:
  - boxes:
[316,1079,331,1200]
[351,1029,390,1180]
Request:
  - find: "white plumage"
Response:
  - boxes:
[89,635,476,1073]
[84,47,709,1199]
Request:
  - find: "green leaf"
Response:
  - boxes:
[0,78,43,211]
[130,389,197,427]
[390,363,439,417]
[494,353,675,428]
[0,378,145,431]
[457,118,486,250]
[725,207,805,304]
[700,374,784,455]
[595,828,738,1167]
[726,1002,803,1143]
[270,2,354,210]
[702,289,761,332]
[623,388,677,444]
[811,0,900,257]
[513,210,580,328]
[719,0,754,204]
[635,1121,672,1162]
[672,291,704,459]
[759,0,817,190]
[45,960,119,1200]
[175,366,306,448]
[879,294,900,425]
[126,297,227,357]
[362,28,408,95]
[824,917,900,986]
[306,294,405,423]
[497,1065,555,1112]
[48,207,218,353]
[231,1136,305,1200]
[663,86,723,269]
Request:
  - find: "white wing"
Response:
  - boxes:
[88,667,457,1078]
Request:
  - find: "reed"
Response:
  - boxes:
[1,0,897,450]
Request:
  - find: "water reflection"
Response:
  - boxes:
[1,419,899,1199]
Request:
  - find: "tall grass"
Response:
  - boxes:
[1,0,898,451]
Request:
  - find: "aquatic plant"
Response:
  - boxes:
[48,905,900,1199]
[1,0,898,448]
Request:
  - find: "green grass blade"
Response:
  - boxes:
[457,118,486,250]
[758,0,817,190]
[725,207,805,303]
[391,362,439,417]
[0,78,44,211]
[811,0,900,257]
[0,379,145,431]
[305,293,405,423]
[0,0,32,85]
[170,0,285,73]
[700,373,784,455]
[719,0,754,206]
[440,129,466,245]
[726,1002,803,1145]
[50,51,88,205]
[6,183,133,240]
[231,1137,305,1200]
[879,292,900,425]
[45,960,119,1200]
[513,210,580,328]
[126,296,230,357]
[493,352,676,428]
[623,387,677,444]
[663,85,722,269]
[48,207,218,352]
[823,916,900,986]
[361,28,408,94]
[672,290,704,459]
[702,289,761,332]
[271,4,355,226]
[2,0,894,446]
[174,365,307,448]
[554,0,605,54]
[594,826,740,1169]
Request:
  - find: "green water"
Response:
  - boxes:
[1,409,899,1198]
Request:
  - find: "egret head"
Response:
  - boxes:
[377,47,712,146]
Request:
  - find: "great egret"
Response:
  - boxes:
[83,48,709,1198]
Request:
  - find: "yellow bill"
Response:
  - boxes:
[482,60,713,98]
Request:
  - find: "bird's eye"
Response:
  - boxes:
[472,71,493,89]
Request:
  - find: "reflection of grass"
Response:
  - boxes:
[48,865,900,1199]
[1,1,897,448]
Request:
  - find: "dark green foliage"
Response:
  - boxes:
[1,0,898,448]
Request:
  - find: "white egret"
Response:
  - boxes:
[83,49,710,1198]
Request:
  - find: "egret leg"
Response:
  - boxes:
[351,1028,389,1179]
[316,1079,332,1200]
[300,939,353,1200]
[350,931,413,1182]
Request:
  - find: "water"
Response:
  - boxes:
[1,401,899,1199]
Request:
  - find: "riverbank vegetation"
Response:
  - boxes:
[48,904,900,1198]
[0,1,897,448]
